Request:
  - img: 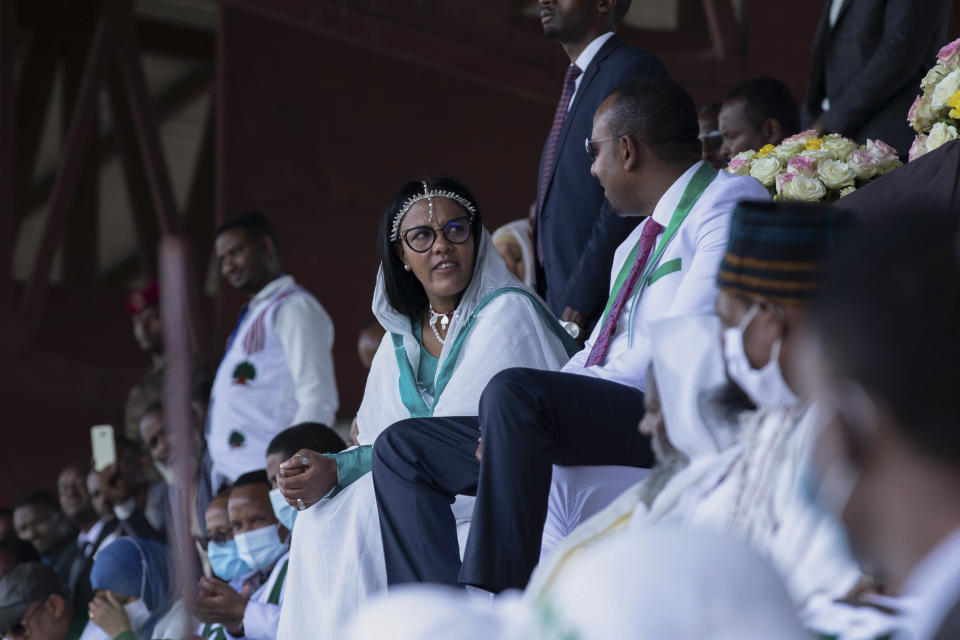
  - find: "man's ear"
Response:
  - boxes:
[46,593,66,619]
[596,0,616,18]
[261,235,278,258]
[621,135,640,172]
[761,118,783,146]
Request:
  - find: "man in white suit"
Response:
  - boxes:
[372,77,770,593]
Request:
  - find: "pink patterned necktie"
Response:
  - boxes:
[536,63,582,263]
[585,219,665,366]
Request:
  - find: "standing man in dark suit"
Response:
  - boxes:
[534,0,666,338]
[801,0,951,156]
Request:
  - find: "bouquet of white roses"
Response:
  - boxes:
[725,130,901,202]
[907,36,960,161]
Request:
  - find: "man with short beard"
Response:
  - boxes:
[532,0,666,336]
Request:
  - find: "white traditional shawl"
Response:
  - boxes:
[277,230,575,640]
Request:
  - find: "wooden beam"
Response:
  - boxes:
[14,32,61,217]
[107,62,161,280]
[115,19,179,236]
[15,1,121,347]
[21,68,212,217]
[183,102,214,356]
[62,24,99,285]
[701,0,742,62]
[0,1,16,314]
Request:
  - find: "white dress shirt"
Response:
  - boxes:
[898,526,960,640]
[562,162,770,390]
[568,32,615,109]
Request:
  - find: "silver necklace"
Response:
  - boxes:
[427,306,455,344]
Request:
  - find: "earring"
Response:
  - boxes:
[404,264,411,271]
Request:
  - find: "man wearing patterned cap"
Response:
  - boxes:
[124,281,211,441]
[679,200,901,637]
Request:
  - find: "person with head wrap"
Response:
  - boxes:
[660,200,901,638]
[273,178,576,640]
[345,528,808,640]
[492,220,535,287]
[87,537,190,640]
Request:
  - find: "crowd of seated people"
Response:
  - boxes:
[3,1,959,639]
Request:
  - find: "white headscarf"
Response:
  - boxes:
[347,528,808,640]
[492,219,535,287]
[357,228,574,444]
[648,314,739,459]
[536,527,810,640]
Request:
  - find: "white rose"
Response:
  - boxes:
[931,68,960,109]
[774,141,805,159]
[782,174,827,202]
[820,135,858,161]
[908,134,929,163]
[839,185,856,198]
[926,121,960,152]
[818,159,855,190]
[800,148,836,163]
[910,94,937,132]
[748,156,782,186]
[921,64,948,91]
[732,150,756,162]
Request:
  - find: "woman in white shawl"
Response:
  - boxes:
[274,178,576,639]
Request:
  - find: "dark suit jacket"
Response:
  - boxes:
[535,34,666,321]
[801,0,950,156]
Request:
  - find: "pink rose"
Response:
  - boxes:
[726,157,750,175]
[865,139,900,172]
[937,37,960,67]
[775,172,795,196]
[786,155,817,177]
[782,129,820,144]
[848,149,880,180]
[908,95,920,123]
[908,135,929,163]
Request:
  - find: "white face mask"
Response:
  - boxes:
[124,599,151,631]
[234,523,287,571]
[722,304,798,409]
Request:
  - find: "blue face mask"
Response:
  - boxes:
[235,523,288,571]
[270,488,298,532]
[207,539,250,581]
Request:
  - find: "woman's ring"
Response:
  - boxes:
[297,498,306,511]
[299,454,309,465]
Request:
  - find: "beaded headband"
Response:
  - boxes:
[390,181,478,242]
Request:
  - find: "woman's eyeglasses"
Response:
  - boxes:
[400,217,472,253]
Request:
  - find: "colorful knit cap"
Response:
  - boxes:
[717,200,853,306]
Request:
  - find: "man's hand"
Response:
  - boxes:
[276,449,339,510]
[95,464,131,505]
[561,306,588,346]
[195,576,247,629]
[89,591,131,637]
[810,120,827,135]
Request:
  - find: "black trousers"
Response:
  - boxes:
[371,367,650,593]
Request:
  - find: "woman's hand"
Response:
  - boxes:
[88,591,131,638]
[276,449,339,510]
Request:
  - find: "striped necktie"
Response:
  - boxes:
[536,63,582,263]
[585,219,665,367]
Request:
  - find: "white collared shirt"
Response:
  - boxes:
[243,275,339,426]
[76,518,118,558]
[568,32,615,109]
[898,526,960,640]
[562,162,770,389]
